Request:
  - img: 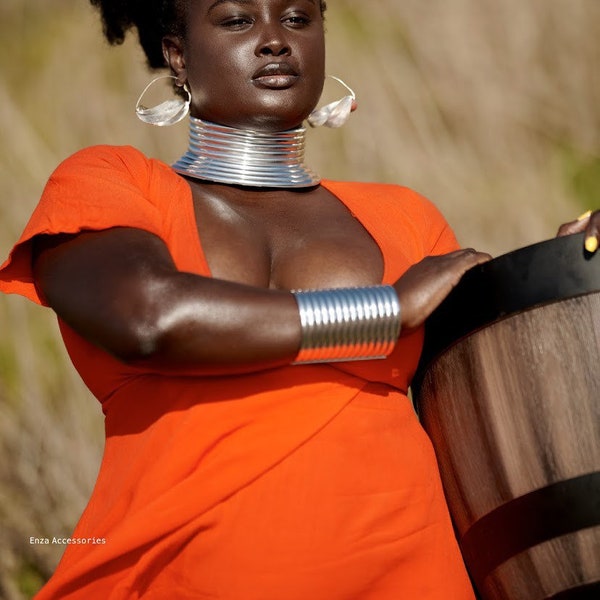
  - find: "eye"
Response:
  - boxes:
[282,13,311,28]
[221,16,253,30]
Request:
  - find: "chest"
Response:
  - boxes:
[188,182,385,290]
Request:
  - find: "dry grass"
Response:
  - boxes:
[0,1,599,597]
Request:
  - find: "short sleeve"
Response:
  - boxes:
[0,145,165,305]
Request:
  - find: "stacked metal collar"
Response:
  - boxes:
[172,117,321,188]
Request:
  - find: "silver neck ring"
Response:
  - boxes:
[171,117,321,188]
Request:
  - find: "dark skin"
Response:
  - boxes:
[33,0,599,376]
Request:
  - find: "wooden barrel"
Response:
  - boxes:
[414,233,600,600]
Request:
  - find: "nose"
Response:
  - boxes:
[254,23,291,57]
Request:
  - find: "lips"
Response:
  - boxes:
[251,62,299,89]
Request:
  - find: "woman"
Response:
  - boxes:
[0,1,597,598]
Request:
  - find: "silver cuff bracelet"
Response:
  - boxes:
[292,285,401,364]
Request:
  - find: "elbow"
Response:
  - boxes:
[102,276,185,364]
[123,324,162,363]
[109,301,194,366]
[101,316,164,365]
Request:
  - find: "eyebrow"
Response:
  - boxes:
[207,0,253,13]
[208,0,315,13]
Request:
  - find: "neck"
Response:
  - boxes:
[171,117,321,188]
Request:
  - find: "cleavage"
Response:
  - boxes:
[188,182,384,291]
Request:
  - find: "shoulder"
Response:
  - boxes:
[323,179,433,203]
[36,145,186,237]
[50,145,174,185]
[322,179,447,223]
[322,179,459,255]
[44,145,185,214]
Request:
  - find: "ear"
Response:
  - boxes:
[162,36,187,84]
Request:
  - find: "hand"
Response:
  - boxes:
[394,249,492,333]
[556,209,600,253]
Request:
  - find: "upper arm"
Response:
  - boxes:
[32,227,179,360]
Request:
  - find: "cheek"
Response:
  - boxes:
[186,44,248,101]
[304,43,326,102]
[188,39,254,84]
[303,33,326,79]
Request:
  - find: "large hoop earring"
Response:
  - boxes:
[135,75,191,126]
[307,76,356,128]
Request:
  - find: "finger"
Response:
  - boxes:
[443,247,489,258]
[455,248,493,263]
[441,249,493,288]
[557,210,592,237]
[584,210,600,254]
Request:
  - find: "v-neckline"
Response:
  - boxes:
[177,177,392,286]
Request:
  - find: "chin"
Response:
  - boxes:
[195,89,318,132]
[232,94,316,132]
[246,114,307,132]
[215,106,308,132]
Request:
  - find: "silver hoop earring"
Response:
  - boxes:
[135,75,191,126]
[307,76,356,128]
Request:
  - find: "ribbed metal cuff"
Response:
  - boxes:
[291,286,401,364]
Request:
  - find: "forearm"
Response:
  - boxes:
[128,272,302,375]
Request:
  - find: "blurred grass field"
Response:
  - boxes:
[1,1,599,597]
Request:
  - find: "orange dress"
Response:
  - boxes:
[0,145,474,599]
